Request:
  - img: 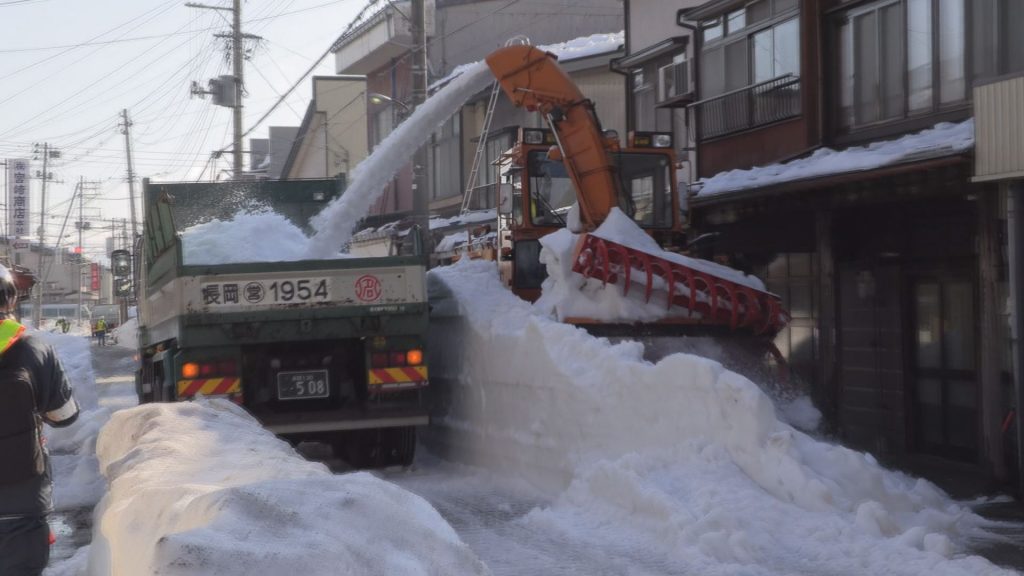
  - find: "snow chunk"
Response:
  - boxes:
[92,400,487,576]
[698,119,974,197]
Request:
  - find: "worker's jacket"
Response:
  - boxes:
[0,319,78,518]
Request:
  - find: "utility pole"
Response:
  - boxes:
[187,1,257,179]
[31,143,59,327]
[77,177,84,327]
[231,0,243,178]
[410,0,430,239]
[120,109,139,241]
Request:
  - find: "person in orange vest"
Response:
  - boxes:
[0,265,79,575]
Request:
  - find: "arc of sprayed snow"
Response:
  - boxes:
[305,62,493,258]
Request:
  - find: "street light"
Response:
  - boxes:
[367,92,412,114]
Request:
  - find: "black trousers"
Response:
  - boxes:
[0,516,49,576]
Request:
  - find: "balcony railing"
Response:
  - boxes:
[692,75,801,140]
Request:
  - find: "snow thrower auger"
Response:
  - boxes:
[572,234,789,337]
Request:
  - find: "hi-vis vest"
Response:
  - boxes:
[0,319,45,486]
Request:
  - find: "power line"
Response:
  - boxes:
[0,0,351,54]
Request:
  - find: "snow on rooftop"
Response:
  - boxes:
[429,31,624,91]
[427,260,1016,575]
[697,119,975,198]
[91,400,488,575]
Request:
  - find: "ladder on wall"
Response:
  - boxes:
[459,80,502,215]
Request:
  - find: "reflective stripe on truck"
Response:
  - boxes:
[177,378,242,397]
[368,366,428,388]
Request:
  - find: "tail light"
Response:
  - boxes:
[182,359,239,378]
[182,362,200,378]
[371,349,425,367]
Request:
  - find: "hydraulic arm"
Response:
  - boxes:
[486,45,620,230]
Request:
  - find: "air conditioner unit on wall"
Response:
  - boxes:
[658,60,691,103]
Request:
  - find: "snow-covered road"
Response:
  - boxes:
[34,313,1024,576]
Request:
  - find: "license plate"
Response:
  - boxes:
[276,370,329,400]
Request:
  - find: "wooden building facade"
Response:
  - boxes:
[677,0,1024,489]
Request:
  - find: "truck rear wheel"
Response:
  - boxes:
[332,427,416,468]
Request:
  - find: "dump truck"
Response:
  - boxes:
[135,178,428,466]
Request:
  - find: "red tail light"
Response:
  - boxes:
[218,360,238,375]
[200,363,215,376]
[371,353,388,367]
[389,351,406,366]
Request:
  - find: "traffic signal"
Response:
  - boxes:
[114,278,132,297]
[111,250,131,277]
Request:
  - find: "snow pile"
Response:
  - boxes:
[698,119,975,197]
[181,209,338,265]
[306,62,494,257]
[111,317,138,349]
[535,208,767,323]
[430,31,624,90]
[426,260,1015,575]
[34,331,110,510]
[90,400,488,576]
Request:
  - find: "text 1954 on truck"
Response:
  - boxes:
[135,177,428,466]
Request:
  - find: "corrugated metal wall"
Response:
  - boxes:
[974,75,1024,181]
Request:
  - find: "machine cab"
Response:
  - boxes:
[496,127,686,300]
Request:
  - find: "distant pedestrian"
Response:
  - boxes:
[0,264,79,576]
[94,318,107,346]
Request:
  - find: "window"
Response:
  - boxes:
[476,132,512,209]
[372,108,393,149]
[838,0,968,131]
[907,0,932,112]
[727,9,746,35]
[617,153,673,228]
[699,0,801,101]
[697,5,802,139]
[753,17,799,83]
[525,150,674,229]
[702,18,723,42]
[938,0,965,104]
[633,61,674,132]
[429,114,460,200]
[973,0,1024,80]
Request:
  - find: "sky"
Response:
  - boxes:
[0,0,366,262]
